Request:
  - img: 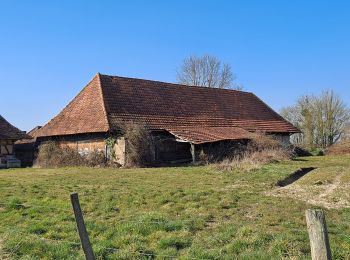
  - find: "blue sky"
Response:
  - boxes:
[1,0,350,131]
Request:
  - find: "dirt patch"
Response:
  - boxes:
[267,171,350,209]
[219,183,250,191]
[319,174,341,199]
[276,167,316,187]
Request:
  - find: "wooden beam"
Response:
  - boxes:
[190,143,196,162]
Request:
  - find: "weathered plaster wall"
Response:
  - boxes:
[113,137,126,165]
[47,135,126,165]
[59,139,106,155]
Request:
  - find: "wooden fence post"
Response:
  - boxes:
[70,192,95,260]
[305,209,332,260]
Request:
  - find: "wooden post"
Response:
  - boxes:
[305,209,332,260]
[70,192,95,260]
[190,143,196,163]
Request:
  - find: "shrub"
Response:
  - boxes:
[196,141,247,165]
[85,150,106,167]
[7,197,25,210]
[216,148,291,172]
[124,123,153,167]
[309,148,325,156]
[325,140,350,155]
[35,141,106,168]
[34,141,58,168]
[105,137,117,160]
[35,141,84,167]
[215,133,292,172]
[247,132,281,152]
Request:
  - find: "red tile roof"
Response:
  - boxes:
[15,126,42,144]
[36,73,300,141]
[168,127,253,144]
[36,75,109,137]
[0,115,29,140]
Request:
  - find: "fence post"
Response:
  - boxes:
[70,192,95,260]
[305,209,332,260]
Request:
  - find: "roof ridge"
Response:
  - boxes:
[95,73,111,132]
[98,73,253,95]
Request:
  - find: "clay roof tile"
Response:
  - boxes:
[36,74,300,139]
[0,115,29,140]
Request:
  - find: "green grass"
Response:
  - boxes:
[0,155,349,259]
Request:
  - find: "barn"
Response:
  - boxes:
[14,126,42,167]
[0,115,28,168]
[33,73,299,166]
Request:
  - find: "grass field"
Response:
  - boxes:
[0,155,349,259]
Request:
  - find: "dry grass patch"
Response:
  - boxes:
[217,148,291,171]
[326,140,350,155]
[215,133,292,171]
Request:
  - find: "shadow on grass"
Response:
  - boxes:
[276,167,317,187]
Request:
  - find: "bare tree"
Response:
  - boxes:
[177,55,241,89]
[318,90,349,146]
[280,104,305,146]
[343,123,350,141]
[281,90,350,148]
